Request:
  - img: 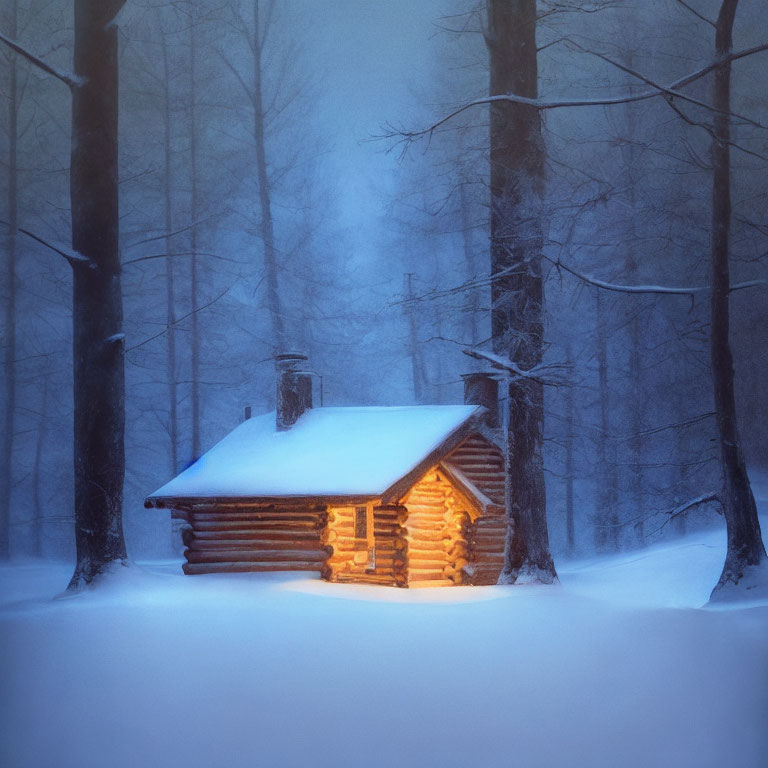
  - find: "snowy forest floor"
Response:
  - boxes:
[2,512,767,768]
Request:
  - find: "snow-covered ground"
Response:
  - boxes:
[2,520,767,768]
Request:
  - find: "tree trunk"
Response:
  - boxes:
[188,18,201,461]
[619,56,646,547]
[564,344,575,556]
[68,0,128,587]
[31,378,48,557]
[486,0,556,584]
[404,272,426,403]
[0,0,18,560]
[252,0,285,352]
[458,175,480,345]
[162,29,181,553]
[595,290,619,551]
[709,0,766,597]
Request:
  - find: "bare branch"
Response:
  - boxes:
[462,347,570,385]
[571,42,767,131]
[392,42,768,143]
[126,288,230,352]
[125,216,217,249]
[0,219,90,267]
[0,31,83,88]
[610,412,716,441]
[675,0,716,28]
[122,251,242,267]
[545,254,765,297]
[652,492,721,535]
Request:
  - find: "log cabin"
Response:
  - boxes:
[145,355,510,587]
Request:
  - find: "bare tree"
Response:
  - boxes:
[708,0,766,596]
[594,290,620,551]
[485,0,557,584]
[400,0,767,593]
[220,0,286,352]
[0,0,18,560]
[0,0,128,586]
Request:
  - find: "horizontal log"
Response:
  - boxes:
[470,536,506,546]
[409,558,449,570]
[193,520,323,533]
[468,574,501,586]
[187,538,325,552]
[470,560,506,570]
[190,511,325,522]
[406,546,465,559]
[185,548,330,564]
[191,530,322,543]
[406,531,452,542]
[408,578,455,588]
[468,548,506,558]
[329,543,403,555]
[408,569,446,580]
[330,573,399,586]
[183,562,323,575]
[407,520,448,529]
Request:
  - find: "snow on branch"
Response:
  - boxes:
[462,347,570,386]
[652,492,721,535]
[570,42,767,131]
[0,31,83,89]
[0,220,90,267]
[392,42,768,143]
[546,255,765,298]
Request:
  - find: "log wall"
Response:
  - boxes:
[445,434,508,585]
[445,433,506,505]
[177,504,329,575]
[323,504,407,587]
[403,468,472,588]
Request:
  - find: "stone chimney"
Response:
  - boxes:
[275,353,312,431]
[462,372,499,429]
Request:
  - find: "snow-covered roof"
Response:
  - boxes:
[147,405,482,502]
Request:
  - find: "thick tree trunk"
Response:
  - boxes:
[253,0,285,352]
[68,0,128,587]
[709,0,766,597]
[0,0,18,560]
[486,0,556,584]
